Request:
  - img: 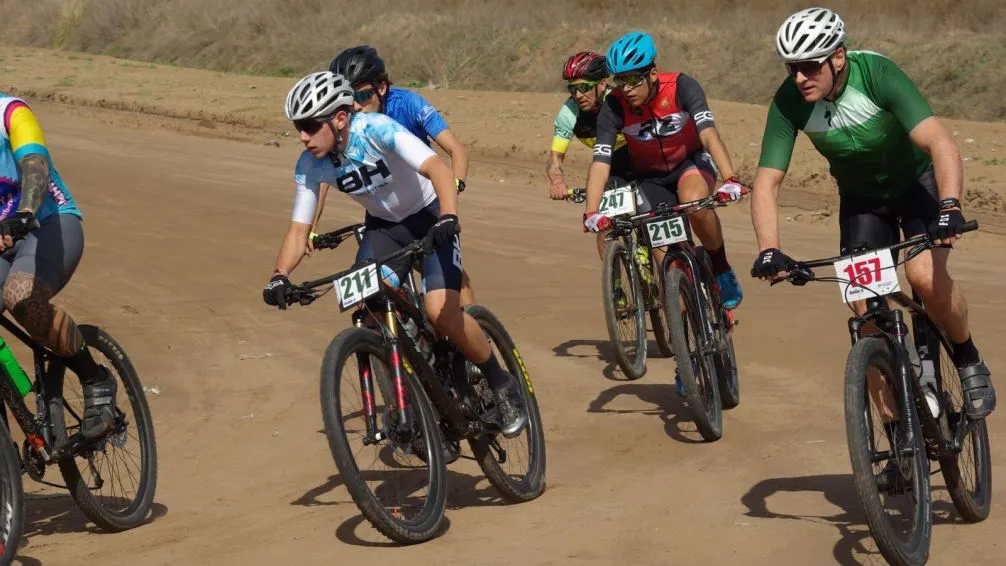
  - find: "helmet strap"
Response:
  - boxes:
[644,74,660,105]
[824,58,841,101]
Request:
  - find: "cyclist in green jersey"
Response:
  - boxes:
[749,7,995,421]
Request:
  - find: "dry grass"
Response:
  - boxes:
[1,0,1004,120]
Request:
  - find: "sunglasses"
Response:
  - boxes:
[293,118,327,135]
[612,72,648,89]
[353,88,377,104]
[567,81,599,95]
[785,55,831,77]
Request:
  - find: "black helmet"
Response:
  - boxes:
[328,45,387,86]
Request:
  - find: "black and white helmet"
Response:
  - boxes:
[284,71,354,121]
[775,7,847,62]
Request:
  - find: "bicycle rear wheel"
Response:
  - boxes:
[320,326,447,544]
[51,325,158,532]
[601,237,647,380]
[0,422,22,566]
[664,263,722,441]
[465,305,546,503]
[845,336,931,566]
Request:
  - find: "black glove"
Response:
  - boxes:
[426,214,460,249]
[0,210,38,240]
[928,208,966,241]
[751,248,794,278]
[263,274,292,309]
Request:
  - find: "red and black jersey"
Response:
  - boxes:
[592,72,717,176]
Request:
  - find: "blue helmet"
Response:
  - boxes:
[606,31,657,75]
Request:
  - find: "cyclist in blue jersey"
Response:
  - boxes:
[262,71,527,436]
[0,95,117,440]
[307,45,477,306]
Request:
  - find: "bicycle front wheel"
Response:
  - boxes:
[0,422,22,566]
[664,263,722,441]
[320,326,447,544]
[845,336,931,566]
[601,237,647,380]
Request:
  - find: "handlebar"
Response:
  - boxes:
[311,223,365,251]
[285,229,434,307]
[770,219,979,287]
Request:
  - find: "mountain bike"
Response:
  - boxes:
[284,224,546,544]
[567,184,673,379]
[632,194,742,441]
[771,220,990,566]
[0,217,158,540]
[0,415,21,566]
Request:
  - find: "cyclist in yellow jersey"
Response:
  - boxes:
[547,51,636,259]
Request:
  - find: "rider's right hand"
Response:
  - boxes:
[549,181,569,200]
[263,274,293,309]
[583,211,611,233]
[751,248,795,281]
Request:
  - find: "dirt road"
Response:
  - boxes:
[4,47,1005,565]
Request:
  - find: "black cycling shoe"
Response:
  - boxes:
[81,366,118,441]
[493,377,528,438]
[875,458,914,496]
[959,359,996,420]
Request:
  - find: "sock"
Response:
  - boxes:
[951,335,981,368]
[707,245,730,275]
[476,352,509,391]
[66,344,102,386]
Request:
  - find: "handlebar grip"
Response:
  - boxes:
[961,219,979,233]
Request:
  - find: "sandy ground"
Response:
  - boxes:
[0,45,1003,565]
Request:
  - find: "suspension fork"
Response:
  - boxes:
[351,310,380,438]
[849,301,917,452]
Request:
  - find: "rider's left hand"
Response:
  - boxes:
[715,177,749,203]
[0,210,38,251]
[427,214,460,248]
[928,207,966,246]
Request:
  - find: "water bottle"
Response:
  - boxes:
[0,336,31,397]
[381,265,433,363]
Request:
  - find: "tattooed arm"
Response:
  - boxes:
[17,153,49,214]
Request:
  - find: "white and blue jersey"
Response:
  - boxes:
[383,87,449,146]
[292,112,438,224]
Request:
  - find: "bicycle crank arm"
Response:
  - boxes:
[952,416,981,453]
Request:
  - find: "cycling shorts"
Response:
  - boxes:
[634,149,716,213]
[0,213,83,308]
[355,201,462,293]
[838,166,938,259]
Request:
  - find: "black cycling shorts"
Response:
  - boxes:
[355,201,462,293]
[839,167,939,258]
[634,149,717,213]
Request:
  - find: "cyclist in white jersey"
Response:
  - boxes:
[261,72,527,436]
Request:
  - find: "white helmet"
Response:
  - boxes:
[775,7,847,62]
[284,71,354,121]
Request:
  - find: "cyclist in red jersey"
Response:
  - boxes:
[582,31,746,311]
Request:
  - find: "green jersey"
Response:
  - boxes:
[758,50,935,200]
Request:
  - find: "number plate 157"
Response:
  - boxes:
[833,249,900,304]
[335,263,380,311]
[646,215,689,248]
[598,187,636,217]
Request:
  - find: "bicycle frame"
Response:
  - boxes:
[780,221,982,462]
[306,227,479,445]
[0,313,71,465]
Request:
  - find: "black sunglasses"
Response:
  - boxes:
[293,118,328,135]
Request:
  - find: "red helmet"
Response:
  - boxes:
[562,51,608,81]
